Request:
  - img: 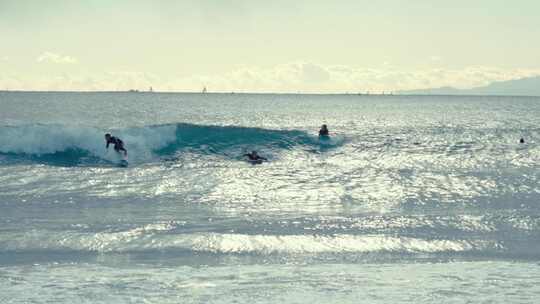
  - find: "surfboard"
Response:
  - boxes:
[119,154,129,167]
[247,159,263,165]
[319,135,331,141]
[319,135,332,145]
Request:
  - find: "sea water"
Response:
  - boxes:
[1,92,539,303]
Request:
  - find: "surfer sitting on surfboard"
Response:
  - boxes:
[243,151,267,163]
[319,124,330,138]
[105,133,128,157]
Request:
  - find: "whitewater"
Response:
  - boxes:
[1,91,540,303]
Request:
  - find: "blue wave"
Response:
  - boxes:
[0,123,330,166]
[156,123,318,154]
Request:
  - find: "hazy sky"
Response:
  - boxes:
[1,0,540,92]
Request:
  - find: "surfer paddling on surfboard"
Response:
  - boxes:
[243,151,267,164]
[105,133,128,157]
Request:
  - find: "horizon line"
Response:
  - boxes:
[1,89,539,98]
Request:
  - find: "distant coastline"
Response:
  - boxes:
[398,75,540,97]
[2,75,540,97]
[1,90,539,97]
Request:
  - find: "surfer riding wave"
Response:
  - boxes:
[105,133,128,157]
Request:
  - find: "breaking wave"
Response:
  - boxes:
[0,226,498,255]
[0,123,328,166]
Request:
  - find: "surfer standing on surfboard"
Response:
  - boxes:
[105,133,128,157]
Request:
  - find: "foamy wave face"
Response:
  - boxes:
[113,124,178,161]
[0,124,104,155]
[0,124,178,163]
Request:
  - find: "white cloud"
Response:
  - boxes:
[36,52,78,64]
[2,62,540,92]
[163,63,540,93]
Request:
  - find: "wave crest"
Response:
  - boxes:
[0,123,322,165]
[0,228,495,255]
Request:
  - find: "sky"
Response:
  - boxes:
[1,0,540,92]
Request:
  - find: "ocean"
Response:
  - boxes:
[1,92,539,303]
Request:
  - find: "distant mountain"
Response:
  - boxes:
[399,76,540,96]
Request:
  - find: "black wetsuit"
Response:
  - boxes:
[244,153,266,161]
[106,136,127,154]
[319,129,329,137]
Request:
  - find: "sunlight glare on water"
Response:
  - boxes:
[1,92,540,303]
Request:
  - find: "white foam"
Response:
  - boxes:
[189,233,488,254]
[0,229,494,254]
[0,124,177,162]
[0,124,103,155]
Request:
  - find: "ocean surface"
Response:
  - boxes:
[1,92,539,303]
